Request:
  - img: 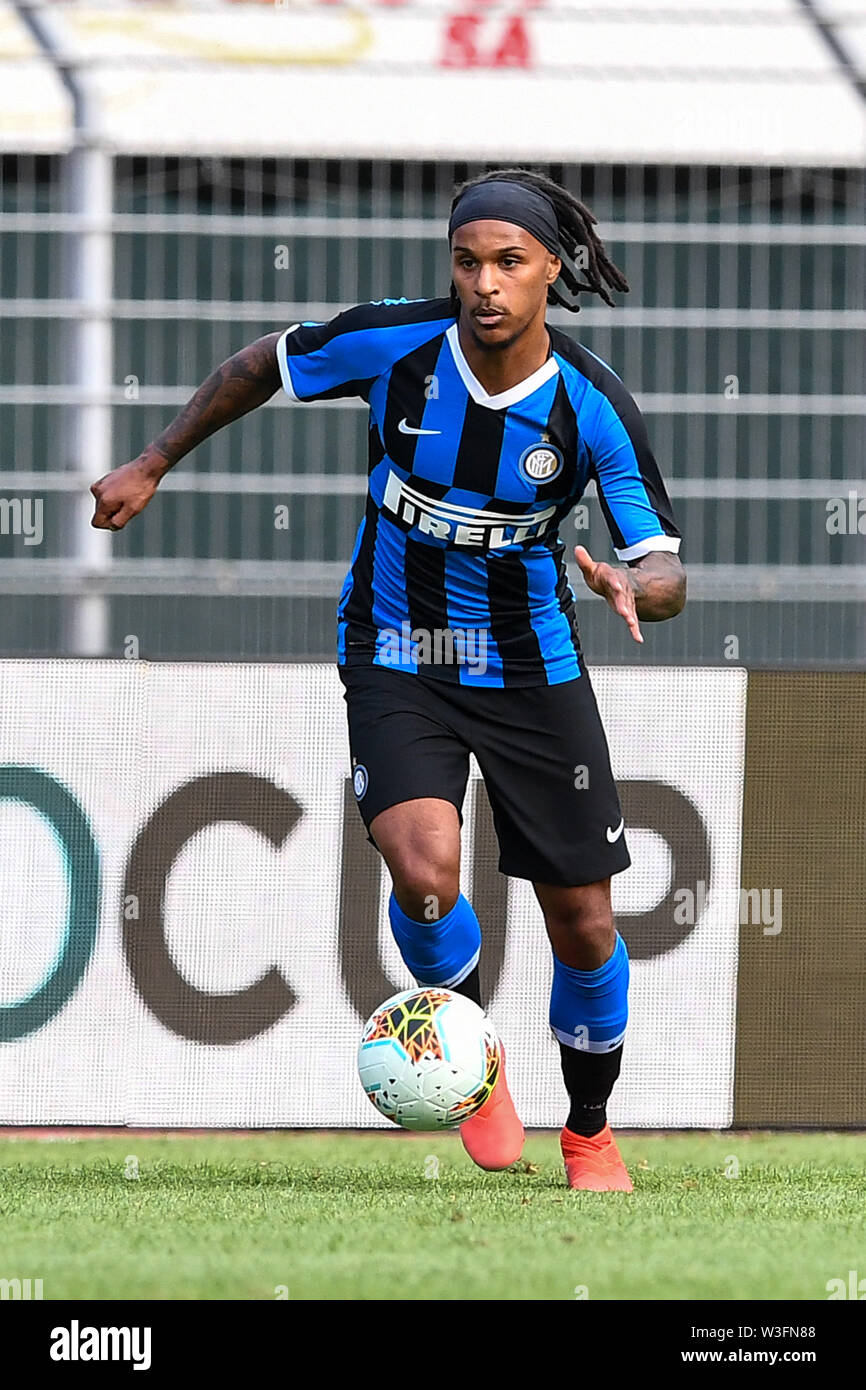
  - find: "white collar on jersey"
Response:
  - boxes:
[445,322,559,410]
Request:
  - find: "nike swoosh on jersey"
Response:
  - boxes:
[606,818,625,843]
[398,418,441,435]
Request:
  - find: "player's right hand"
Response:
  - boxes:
[90,457,161,530]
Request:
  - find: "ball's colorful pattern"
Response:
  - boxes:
[358,987,502,1131]
[362,989,453,1065]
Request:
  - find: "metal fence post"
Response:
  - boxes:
[64,114,113,656]
[15,0,113,655]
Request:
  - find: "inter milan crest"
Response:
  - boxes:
[518,433,563,484]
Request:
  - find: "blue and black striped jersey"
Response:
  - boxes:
[277,297,681,688]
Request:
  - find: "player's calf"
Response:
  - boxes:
[540,882,633,1190]
[373,800,524,1171]
[388,887,524,1169]
[388,891,481,991]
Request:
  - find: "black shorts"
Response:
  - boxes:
[338,664,631,887]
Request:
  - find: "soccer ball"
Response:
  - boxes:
[357,987,501,1131]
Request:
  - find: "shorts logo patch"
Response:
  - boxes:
[519,441,563,484]
[353,764,369,800]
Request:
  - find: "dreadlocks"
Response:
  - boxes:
[448,167,629,314]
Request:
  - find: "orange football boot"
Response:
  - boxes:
[460,1043,524,1171]
[560,1123,633,1191]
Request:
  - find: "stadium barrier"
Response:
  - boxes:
[735,672,866,1128]
[0,662,861,1127]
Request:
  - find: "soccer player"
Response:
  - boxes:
[91,168,685,1191]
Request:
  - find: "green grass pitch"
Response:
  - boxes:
[1,1131,864,1300]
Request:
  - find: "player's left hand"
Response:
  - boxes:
[574,545,643,644]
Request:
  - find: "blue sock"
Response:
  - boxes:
[388,891,481,989]
[549,932,629,1053]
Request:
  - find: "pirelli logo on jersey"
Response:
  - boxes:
[382,469,558,549]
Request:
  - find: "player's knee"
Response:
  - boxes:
[388,849,459,922]
[544,899,615,969]
[392,879,460,923]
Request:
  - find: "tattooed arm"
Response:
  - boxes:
[91,332,282,530]
[573,545,686,643]
[625,551,687,620]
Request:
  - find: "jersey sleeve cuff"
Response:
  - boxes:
[613,535,682,562]
[275,325,301,401]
